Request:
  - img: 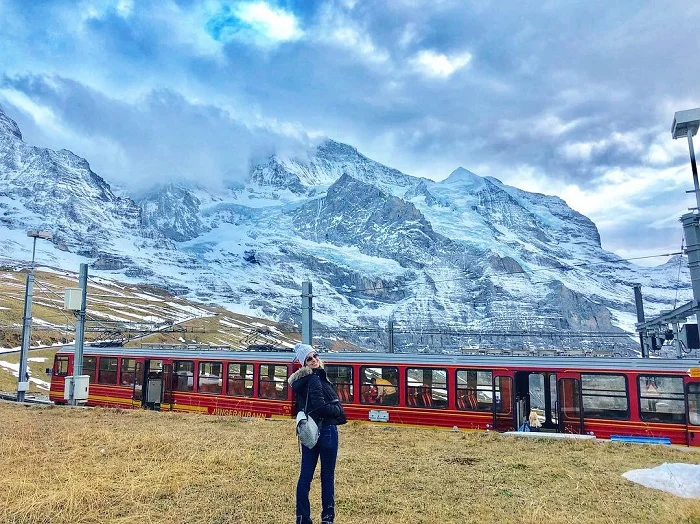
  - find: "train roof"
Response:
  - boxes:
[56,345,700,373]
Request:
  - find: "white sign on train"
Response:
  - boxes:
[369,410,389,422]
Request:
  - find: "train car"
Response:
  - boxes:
[48,346,700,446]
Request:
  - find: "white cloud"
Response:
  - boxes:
[233,2,303,43]
[558,129,647,162]
[80,0,133,21]
[561,165,687,220]
[411,49,471,78]
[0,89,63,135]
[0,87,131,178]
[116,0,133,18]
[559,140,597,161]
[644,130,689,166]
[398,23,418,48]
[532,114,583,137]
[315,5,389,64]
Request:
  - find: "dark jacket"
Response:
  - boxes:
[289,366,347,427]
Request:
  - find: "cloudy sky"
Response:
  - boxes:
[1,0,699,263]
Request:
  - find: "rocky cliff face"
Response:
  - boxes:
[140,184,209,242]
[0,110,144,256]
[0,106,691,354]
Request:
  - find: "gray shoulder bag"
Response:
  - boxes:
[295,385,320,449]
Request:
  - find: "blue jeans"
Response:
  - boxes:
[296,424,338,524]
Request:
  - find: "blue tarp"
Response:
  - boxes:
[610,435,671,445]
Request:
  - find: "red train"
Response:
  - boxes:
[48,346,700,446]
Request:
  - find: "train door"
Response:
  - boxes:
[524,372,557,431]
[493,371,515,431]
[132,359,144,407]
[685,372,700,446]
[162,359,174,412]
[513,371,531,430]
[143,359,164,410]
[557,372,583,434]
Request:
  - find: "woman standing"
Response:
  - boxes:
[289,344,347,524]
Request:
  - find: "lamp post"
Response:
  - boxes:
[672,108,700,339]
[672,108,700,210]
[17,230,52,402]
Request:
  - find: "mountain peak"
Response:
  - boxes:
[443,167,484,186]
[0,106,23,140]
[317,139,360,158]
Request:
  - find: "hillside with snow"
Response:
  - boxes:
[0,106,691,354]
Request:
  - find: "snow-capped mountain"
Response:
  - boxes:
[0,106,691,353]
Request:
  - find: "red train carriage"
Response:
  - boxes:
[49,346,700,446]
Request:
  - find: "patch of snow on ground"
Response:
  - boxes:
[28,357,48,362]
[0,360,50,389]
[0,360,19,373]
[131,292,163,302]
[623,463,700,499]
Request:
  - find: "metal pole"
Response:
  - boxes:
[16,237,37,402]
[388,319,394,353]
[681,213,700,342]
[301,281,312,345]
[70,263,88,406]
[633,284,647,358]
[688,129,700,211]
[681,213,700,306]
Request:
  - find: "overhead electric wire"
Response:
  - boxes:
[32,279,75,326]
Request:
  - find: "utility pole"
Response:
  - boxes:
[388,319,394,353]
[17,230,52,402]
[69,263,88,406]
[301,281,312,345]
[633,284,647,358]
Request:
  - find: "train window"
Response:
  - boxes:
[198,362,223,395]
[54,356,69,377]
[456,370,493,412]
[581,374,628,420]
[83,356,97,383]
[120,358,137,387]
[259,364,288,399]
[638,375,686,424]
[689,383,700,426]
[326,365,353,403]
[97,357,118,385]
[227,363,253,397]
[406,368,447,409]
[360,366,398,406]
[173,360,194,392]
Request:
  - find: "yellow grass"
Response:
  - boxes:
[1,402,699,523]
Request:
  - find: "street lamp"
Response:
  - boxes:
[672,108,700,346]
[671,107,700,210]
[17,230,52,402]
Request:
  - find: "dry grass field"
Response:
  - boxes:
[1,402,699,523]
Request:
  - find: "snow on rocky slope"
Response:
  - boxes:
[0,106,691,353]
